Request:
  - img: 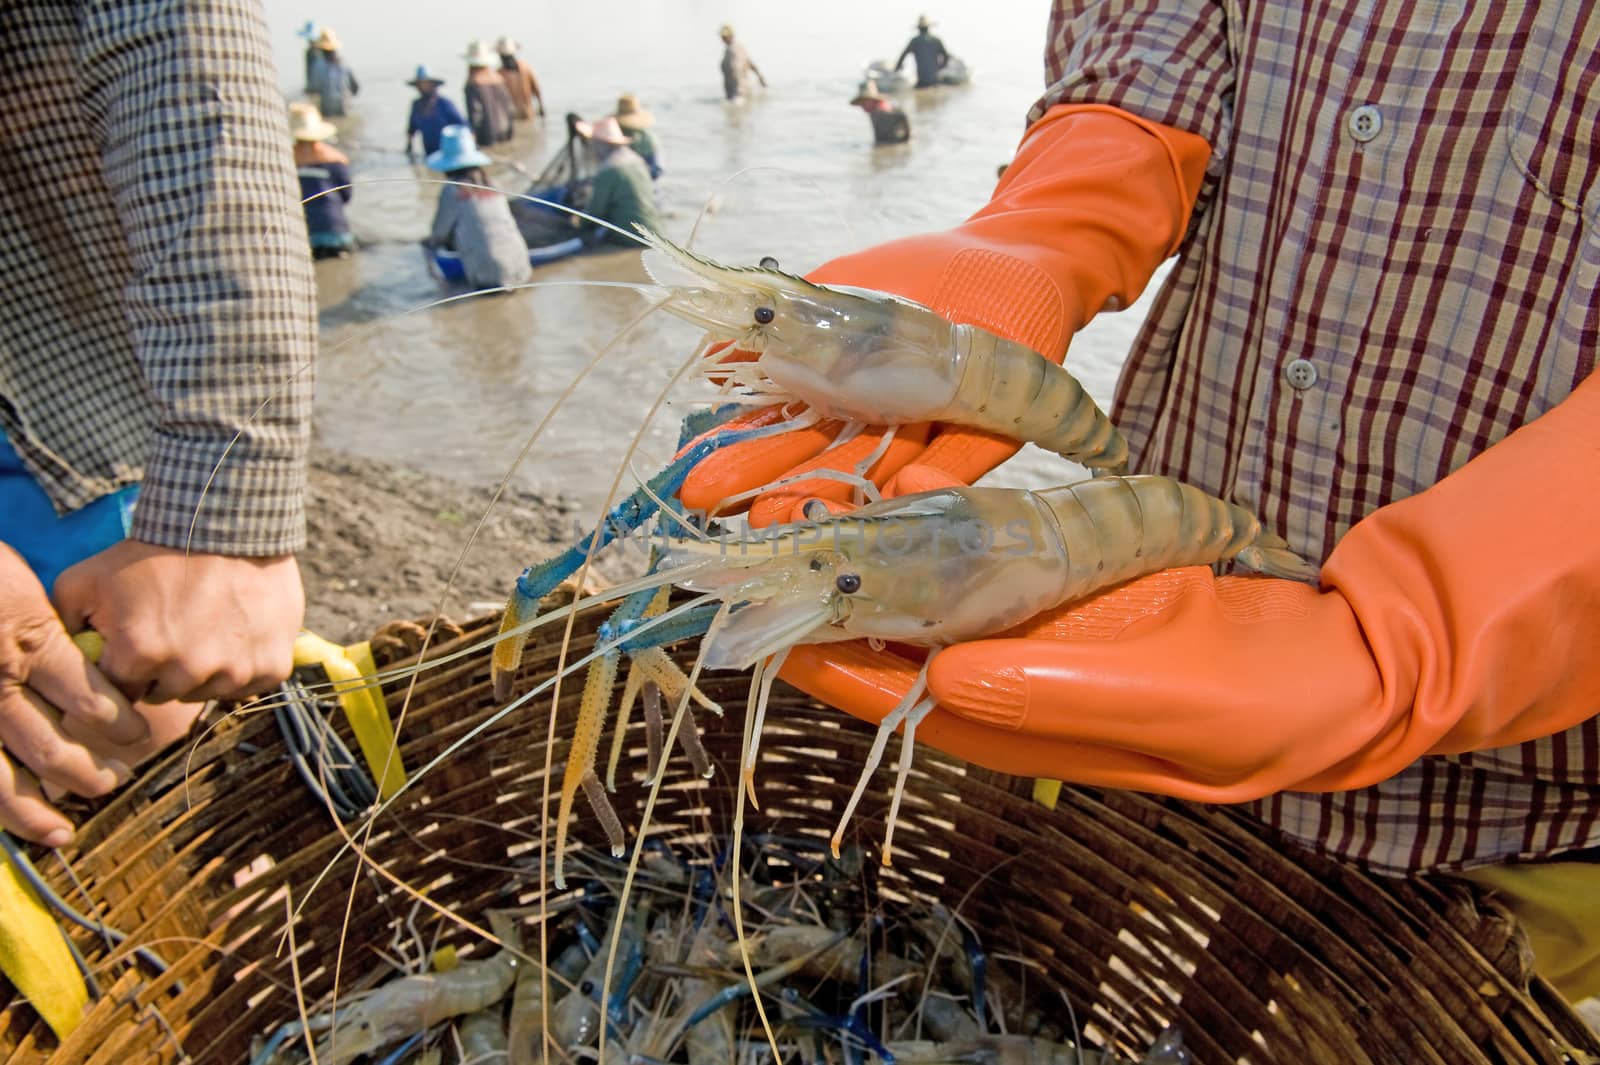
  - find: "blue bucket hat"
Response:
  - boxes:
[406,64,444,87]
[426,125,493,171]
[296,20,319,40]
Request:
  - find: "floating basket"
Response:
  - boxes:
[2,608,1597,1064]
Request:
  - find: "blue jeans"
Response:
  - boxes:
[0,431,137,591]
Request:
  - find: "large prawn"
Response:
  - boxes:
[635,228,1129,477]
[653,474,1317,859]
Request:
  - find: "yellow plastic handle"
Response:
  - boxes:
[293,632,408,800]
[70,630,103,663]
[0,854,87,1039]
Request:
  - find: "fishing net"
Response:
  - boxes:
[2,603,1598,1064]
[510,112,597,247]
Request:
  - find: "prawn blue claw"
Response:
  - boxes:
[490,407,763,702]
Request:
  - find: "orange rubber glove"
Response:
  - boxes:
[678,103,1210,521]
[779,370,1600,799]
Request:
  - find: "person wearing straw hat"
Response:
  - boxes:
[575,115,660,247]
[313,27,358,117]
[895,15,949,89]
[495,35,546,122]
[404,65,465,159]
[718,25,766,102]
[463,38,515,147]
[297,20,326,96]
[849,79,909,144]
[289,103,354,259]
[423,125,532,289]
[612,94,661,179]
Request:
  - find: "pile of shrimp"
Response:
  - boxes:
[248,835,1191,1065]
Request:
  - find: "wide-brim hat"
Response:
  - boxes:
[406,64,443,87]
[719,24,734,39]
[296,21,319,40]
[494,35,521,54]
[288,102,337,141]
[574,115,632,147]
[614,93,655,130]
[315,27,341,51]
[426,124,493,170]
[850,79,884,105]
[916,15,932,29]
[463,39,498,66]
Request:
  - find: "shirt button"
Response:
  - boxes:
[1284,358,1318,390]
[1348,105,1383,142]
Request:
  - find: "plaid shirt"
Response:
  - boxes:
[1035,1,1598,874]
[0,0,315,555]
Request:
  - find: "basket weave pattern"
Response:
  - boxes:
[1,610,1597,1064]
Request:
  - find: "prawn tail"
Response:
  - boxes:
[1236,531,1321,583]
[950,331,1127,470]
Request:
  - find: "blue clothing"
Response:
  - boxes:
[408,94,465,156]
[297,153,353,241]
[305,46,328,96]
[318,56,358,117]
[0,431,135,590]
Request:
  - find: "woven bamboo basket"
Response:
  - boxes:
[2,606,1597,1064]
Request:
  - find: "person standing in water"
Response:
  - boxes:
[290,103,354,259]
[850,80,909,144]
[613,94,661,179]
[313,27,358,117]
[463,38,515,146]
[718,25,766,101]
[297,20,326,96]
[496,36,545,122]
[404,66,464,158]
[895,15,949,88]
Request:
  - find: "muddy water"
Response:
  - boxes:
[265,0,1164,514]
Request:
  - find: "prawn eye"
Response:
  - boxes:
[835,573,861,594]
[754,305,775,325]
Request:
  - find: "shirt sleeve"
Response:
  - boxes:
[1030,0,1233,175]
[79,0,316,556]
[441,98,465,127]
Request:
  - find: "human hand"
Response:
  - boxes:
[778,370,1600,796]
[54,541,303,704]
[677,104,1211,523]
[0,546,147,845]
